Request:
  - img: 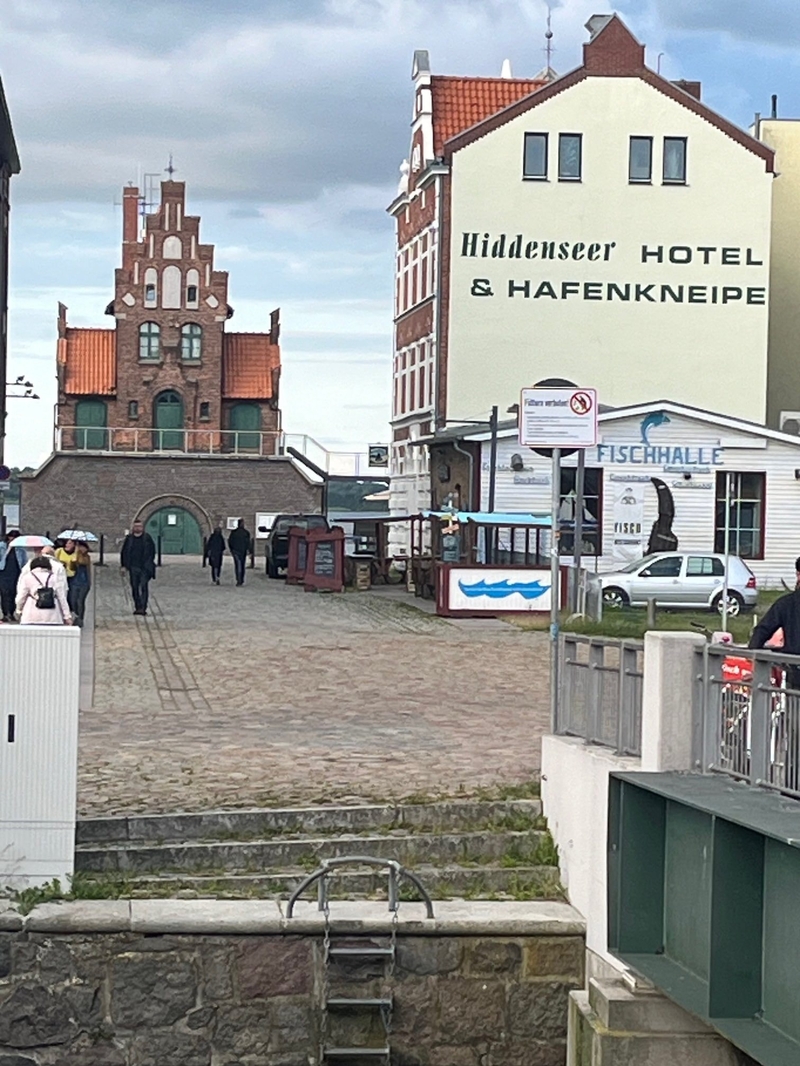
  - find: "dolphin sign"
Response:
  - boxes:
[458,578,550,601]
[640,411,671,444]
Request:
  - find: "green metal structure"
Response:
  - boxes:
[608,771,800,1066]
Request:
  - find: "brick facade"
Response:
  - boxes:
[57,180,281,452]
[20,453,321,547]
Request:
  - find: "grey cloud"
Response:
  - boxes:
[652,0,800,48]
[0,0,603,204]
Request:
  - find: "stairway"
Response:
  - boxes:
[74,797,562,901]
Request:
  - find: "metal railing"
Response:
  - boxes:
[286,856,434,918]
[557,634,644,756]
[697,644,800,799]
[55,425,374,472]
[57,425,280,456]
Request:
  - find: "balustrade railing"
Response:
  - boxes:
[57,426,280,456]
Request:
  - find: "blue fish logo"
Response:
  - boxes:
[458,579,550,601]
[640,411,671,444]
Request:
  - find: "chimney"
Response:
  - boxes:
[57,302,68,340]
[771,94,778,119]
[122,186,139,244]
[501,58,513,79]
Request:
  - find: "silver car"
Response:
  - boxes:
[599,552,758,614]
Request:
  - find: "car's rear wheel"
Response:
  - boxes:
[603,587,629,609]
[714,590,744,616]
[267,558,280,579]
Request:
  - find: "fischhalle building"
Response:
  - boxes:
[388,13,795,551]
[22,180,320,552]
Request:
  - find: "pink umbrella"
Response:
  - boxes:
[11,535,54,549]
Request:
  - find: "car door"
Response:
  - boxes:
[629,555,684,605]
[683,556,724,607]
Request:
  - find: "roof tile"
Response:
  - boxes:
[62,328,116,395]
[431,75,547,156]
[222,333,280,400]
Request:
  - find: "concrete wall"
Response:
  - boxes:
[0,898,585,1066]
[447,76,772,423]
[19,453,321,548]
[541,736,639,969]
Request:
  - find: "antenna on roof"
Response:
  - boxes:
[544,5,554,69]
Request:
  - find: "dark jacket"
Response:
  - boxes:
[749,588,800,655]
[206,531,225,563]
[228,526,251,557]
[121,532,156,577]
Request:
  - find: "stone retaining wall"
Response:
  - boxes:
[0,900,585,1066]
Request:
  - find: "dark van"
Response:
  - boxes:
[263,514,329,578]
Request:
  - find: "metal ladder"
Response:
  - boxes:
[286,856,435,1065]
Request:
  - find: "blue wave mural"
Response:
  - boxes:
[458,579,550,601]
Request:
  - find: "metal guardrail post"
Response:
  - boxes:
[619,642,639,755]
[691,645,705,770]
[557,634,573,735]
[750,658,772,786]
[587,641,604,745]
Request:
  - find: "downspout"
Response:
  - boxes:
[452,437,474,510]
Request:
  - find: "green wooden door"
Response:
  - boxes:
[154,390,184,450]
[145,507,203,555]
[75,400,108,450]
[229,403,261,452]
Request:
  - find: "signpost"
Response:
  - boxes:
[519,386,598,730]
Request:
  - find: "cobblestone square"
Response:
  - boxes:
[78,559,551,816]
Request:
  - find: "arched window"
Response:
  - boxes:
[162,264,181,309]
[181,322,202,361]
[163,235,182,259]
[144,267,157,307]
[186,268,199,308]
[139,322,160,361]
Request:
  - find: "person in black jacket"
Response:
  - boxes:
[749,558,800,791]
[205,527,226,585]
[120,520,157,615]
[228,519,251,586]
[749,558,800,659]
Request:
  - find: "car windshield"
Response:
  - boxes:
[274,518,298,533]
[617,554,657,574]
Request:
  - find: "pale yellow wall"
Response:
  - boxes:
[759,119,800,428]
[447,77,772,424]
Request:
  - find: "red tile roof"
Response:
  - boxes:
[60,328,116,395]
[222,333,280,400]
[431,75,547,156]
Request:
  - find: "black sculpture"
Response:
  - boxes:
[646,477,678,554]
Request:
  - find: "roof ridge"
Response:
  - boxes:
[431,74,545,84]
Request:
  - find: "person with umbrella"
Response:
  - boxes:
[0,530,26,623]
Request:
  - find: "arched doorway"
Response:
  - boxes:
[75,399,108,450]
[228,402,261,451]
[154,390,184,450]
[145,506,203,555]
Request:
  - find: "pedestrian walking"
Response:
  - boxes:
[205,527,226,584]
[55,538,78,607]
[20,546,70,606]
[120,520,156,616]
[749,556,800,791]
[15,556,72,626]
[0,530,26,623]
[228,518,251,587]
[70,541,92,625]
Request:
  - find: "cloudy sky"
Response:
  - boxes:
[3,0,800,466]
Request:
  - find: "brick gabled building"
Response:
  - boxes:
[21,180,321,551]
[387,52,550,538]
[57,179,280,454]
